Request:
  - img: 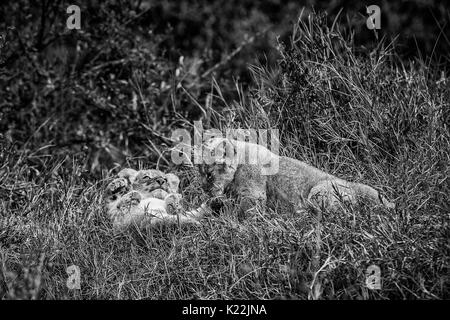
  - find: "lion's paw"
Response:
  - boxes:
[105,177,131,203]
[164,193,183,215]
[117,191,142,211]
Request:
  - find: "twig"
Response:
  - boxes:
[201,28,270,79]
[84,58,127,75]
[309,207,323,300]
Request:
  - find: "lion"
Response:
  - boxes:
[105,168,200,230]
[192,137,395,217]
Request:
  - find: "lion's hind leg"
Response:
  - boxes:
[307,180,357,211]
[350,182,395,209]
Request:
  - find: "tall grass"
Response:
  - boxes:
[0,11,448,299]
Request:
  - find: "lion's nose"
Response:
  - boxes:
[155,177,166,185]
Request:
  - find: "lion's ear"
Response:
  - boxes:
[117,168,138,183]
[165,173,180,193]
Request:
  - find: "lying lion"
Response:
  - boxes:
[190,137,395,217]
[105,168,200,230]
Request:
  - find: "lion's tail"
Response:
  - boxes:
[351,182,395,209]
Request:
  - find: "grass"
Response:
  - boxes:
[0,5,449,300]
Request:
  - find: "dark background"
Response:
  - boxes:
[0,0,449,173]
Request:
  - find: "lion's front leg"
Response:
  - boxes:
[234,167,267,218]
[236,184,267,218]
[197,161,237,215]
